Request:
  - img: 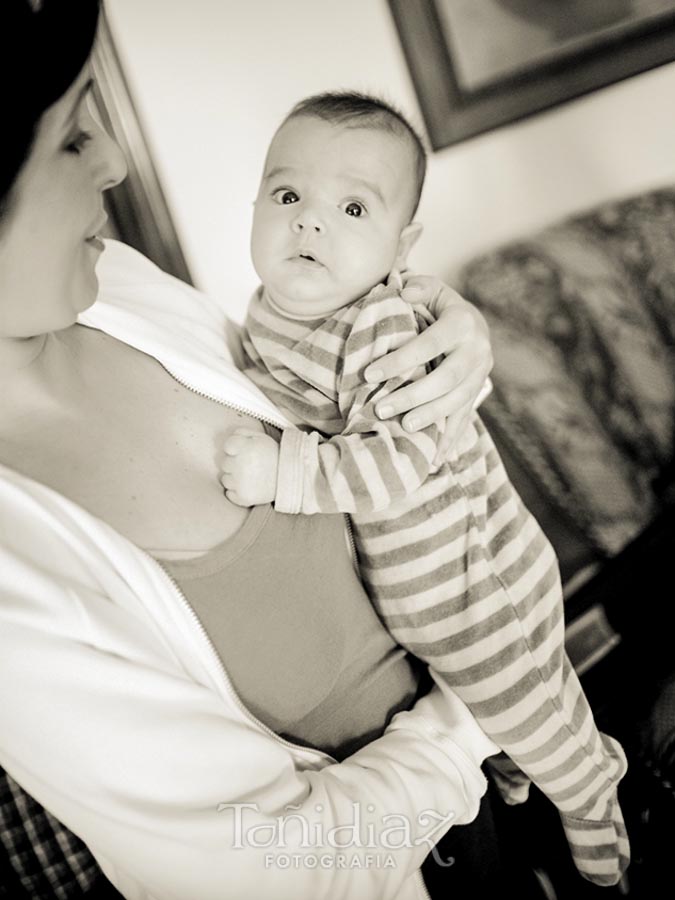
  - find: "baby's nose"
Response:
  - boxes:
[291,207,324,234]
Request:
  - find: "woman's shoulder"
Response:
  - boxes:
[81,239,231,374]
[95,238,165,287]
[91,239,225,324]
[82,241,290,428]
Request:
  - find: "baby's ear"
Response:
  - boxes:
[395,222,423,270]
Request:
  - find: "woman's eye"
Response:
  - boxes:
[66,131,93,155]
[272,189,299,205]
[344,201,365,218]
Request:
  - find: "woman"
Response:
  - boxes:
[0,2,502,898]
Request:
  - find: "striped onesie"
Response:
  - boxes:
[240,276,630,886]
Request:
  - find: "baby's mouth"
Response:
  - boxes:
[293,251,324,267]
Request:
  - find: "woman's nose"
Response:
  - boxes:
[291,205,324,235]
[94,126,129,193]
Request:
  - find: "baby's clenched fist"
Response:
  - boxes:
[221,427,280,507]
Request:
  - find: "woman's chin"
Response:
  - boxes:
[72,268,100,319]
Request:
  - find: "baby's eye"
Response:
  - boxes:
[272,189,300,205]
[344,201,365,218]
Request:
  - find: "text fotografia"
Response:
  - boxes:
[265,852,397,870]
[217,802,456,866]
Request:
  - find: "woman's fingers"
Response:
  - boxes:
[372,342,491,429]
[365,279,491,390]
[364,318,453,386]
[400,273,484,324]
[433,400,475,466]
[397,366,488,432]
[361,273,493,447]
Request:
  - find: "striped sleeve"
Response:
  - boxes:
[274,291,444,515]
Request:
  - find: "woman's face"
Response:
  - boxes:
[0,63,127,339]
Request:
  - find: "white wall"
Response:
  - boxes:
[106,0,675,321]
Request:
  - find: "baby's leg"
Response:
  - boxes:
[355,416,629,887]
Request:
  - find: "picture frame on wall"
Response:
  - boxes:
[91,7,193,284]
[389,0,675,150]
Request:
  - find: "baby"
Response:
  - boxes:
[222,91,629,886]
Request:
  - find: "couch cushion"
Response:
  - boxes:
[460,187,675,558]
[484,415,600,585]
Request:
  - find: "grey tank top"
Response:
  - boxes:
[156,504,423,761]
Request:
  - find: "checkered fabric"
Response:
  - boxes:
[0,766,102,898]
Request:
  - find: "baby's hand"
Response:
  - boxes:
[221,427,279,507]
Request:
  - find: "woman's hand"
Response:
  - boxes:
[364,274,493,462]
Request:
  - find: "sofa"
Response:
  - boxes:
[457,186,675,898]
[458,187,675,644]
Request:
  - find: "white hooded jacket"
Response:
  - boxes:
[0,240,497,900]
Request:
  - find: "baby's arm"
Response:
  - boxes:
[224,292,447,513]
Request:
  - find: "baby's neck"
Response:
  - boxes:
[261,271,401,323]
[262,288,338,322]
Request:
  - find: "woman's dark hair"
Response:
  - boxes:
[1,0,101,212]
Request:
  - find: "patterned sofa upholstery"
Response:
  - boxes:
[459,187,675,594]
[458,193,675,893]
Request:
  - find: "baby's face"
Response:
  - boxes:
[251,116,418,317]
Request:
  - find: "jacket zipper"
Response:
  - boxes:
[149,364,338,763]
[418,873,432,900]
[164,368,361,566]
[155,552,433,900]
[156,366,434,897]
[151,556,337,764]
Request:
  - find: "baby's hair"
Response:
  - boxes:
[283,91,427,220]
